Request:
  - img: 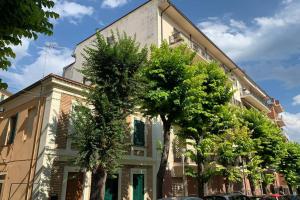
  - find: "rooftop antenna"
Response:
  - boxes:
[43,42,56,79]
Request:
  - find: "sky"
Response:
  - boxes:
[1,0,300,141]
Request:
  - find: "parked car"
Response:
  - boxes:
[261,194,285,200]
[158,197,203,200]
[282,195,300,200]
[249,195,265,200]
[204,193,250,200]
[249,195,264,200]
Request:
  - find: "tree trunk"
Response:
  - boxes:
[262,181,268,194]
[196,150,205,198]
[90,166,107,200]
[225,177,230,193]
[248,175,257,196]
[157,115,171,199]
[288,184,293,195]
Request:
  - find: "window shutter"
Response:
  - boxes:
[8,113,18,144]
[134,120,145,147]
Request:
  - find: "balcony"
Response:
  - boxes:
[272,99,284,113]
[267,110,285,127]
[275,115,285,127]
[169,32,214,62]
[240,89,270,112]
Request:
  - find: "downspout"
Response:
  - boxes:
[25,80,45,200]
[160,1,171,44]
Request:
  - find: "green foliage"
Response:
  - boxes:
[71,105,127,173]
[140,41,195,120]
[279,142,300,187]
[0,0,59,89]
[177,61,233,142]
[175,60,233,196]
[247,155,263,186]
[214,126,254,184]
[239,108,286,169]
[71,32,147,174]
[139,41,195,198]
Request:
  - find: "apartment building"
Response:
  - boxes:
[63,0,288,197]
[0,0,287,199]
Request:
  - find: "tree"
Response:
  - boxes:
[240,108,286,194]
[177,62,233,197]
[71,32,147,200]
[246,154,263,195]
[139,41,195,198]
[214,126,254,193]
[0,0,59,88]
[279,142,300,194]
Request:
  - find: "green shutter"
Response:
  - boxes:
[134,120,145,146]
[133,174,144,200]
[104,175,118,200]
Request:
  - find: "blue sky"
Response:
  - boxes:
[1,0,300,141]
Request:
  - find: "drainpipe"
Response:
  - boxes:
[160,0,171,44]
[25,80,45,200]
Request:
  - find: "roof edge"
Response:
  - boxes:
[0,74,87,106]
[76,0,152,46]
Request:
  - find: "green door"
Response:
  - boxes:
[133,174,144,200]
[104,175,119,200]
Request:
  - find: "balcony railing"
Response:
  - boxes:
[169,32,215,62]
[169,31,271,112]
[241,88,270,112]
[275,115,285,127]
[270,98,284,113]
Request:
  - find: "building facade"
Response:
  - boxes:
[63,0,287,196]
[0,0,287,200]
[0,89,12,102]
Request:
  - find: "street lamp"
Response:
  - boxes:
[181,147,187,196]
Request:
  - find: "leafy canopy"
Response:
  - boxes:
[177,61,233,142]
[240,108,286,170]
[279,142,300,187]
[0,0,59,88]
[71,32,147,173]
[140,41,195,122]
[214,126,253,183]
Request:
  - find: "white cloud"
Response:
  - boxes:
[2,43,74,91]
[9,38,32,66]
[101,0,128,8]
[292,95,300,106]
[198,0,300,62]
[243,62,300,89]
[197,0,300,87]
[53,0,94,24]
[282,112,300,142]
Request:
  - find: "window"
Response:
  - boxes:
[25,107,37,138]
[82,77,87,85]
[0,174,5,199]
[133,174,144,200]
[0,120,9,146]
[7,113,18,144]
[133,120,145,147]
